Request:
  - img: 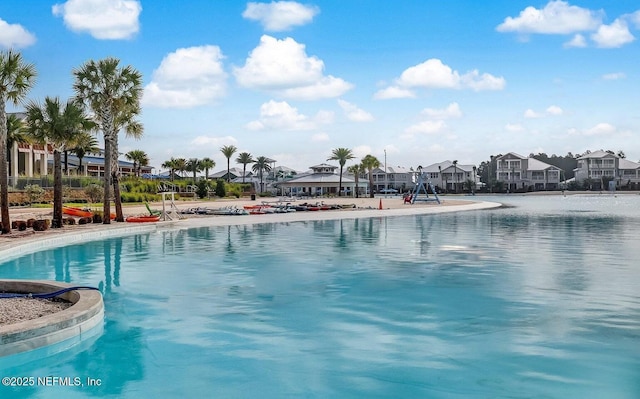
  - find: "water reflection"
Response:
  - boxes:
[0,196,639,398]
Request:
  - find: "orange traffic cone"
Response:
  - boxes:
[379,198,383,210]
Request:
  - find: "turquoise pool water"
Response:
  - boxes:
[1,195,639,398]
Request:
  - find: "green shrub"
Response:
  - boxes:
[24,184,45,205]
[84,184,104,203]
[214,179,226,197]
[196,180,210,199]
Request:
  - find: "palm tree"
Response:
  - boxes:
[347,163,365,198]
[186,158,202,184]
[252,156,272,193]
[452,160,459,194]
[0,50,37,234]
[25,97,93,228]
[73,57,143,223]
[327,147,354,196]
[361,154,380,198]
[6,114,30,174]
[174,157,187,178]
[236,152,254,183]
[161,157,181,181]
[220,145,237,182]
[124,149,149,177]
[200,157,215,180]
[71,131,99,175]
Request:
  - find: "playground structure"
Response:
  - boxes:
[406,167,440,204]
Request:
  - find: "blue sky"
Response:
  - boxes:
[1,0,639,172]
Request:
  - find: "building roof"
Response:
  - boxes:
[619,158,640,170]
[209,167,248,179]
[577,150,618,160]
[497,152,527,160]
[422,161,476,173]
[309,163,338,170]
[526,158,561,171]
[374,165,413,174]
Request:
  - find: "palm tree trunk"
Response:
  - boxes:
[102,135,112,224]
[368,171,375,198]
[338,166,343,196]
[0,105,10,234]
[112,138,124,222]
[52,150,63,228]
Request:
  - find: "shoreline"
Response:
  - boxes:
[0,196,501,261]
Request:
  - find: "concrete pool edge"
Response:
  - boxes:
[0,280,104,357]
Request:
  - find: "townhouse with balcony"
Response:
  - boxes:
[574,150,640,189]
[495,153,562,191]
[371,165,413,193]
[422,161,479,192]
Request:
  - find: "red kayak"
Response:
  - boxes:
[126,215,161,223]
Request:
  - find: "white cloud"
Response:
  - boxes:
[524,106,564,118]
[524,109,541,118]
[0,18,36,48]
[496,1,601,34]
[505,123,524,132]
[421,102,462,119]
[242,1,319,31]
[546,105,564,115]
[405,120,447,135]
[591,19,635,48]
[460,70,506,91]
[52,0,141,39]
[234,35,352,100]
[379,59,504,97]
[338,99,374,122]
[373,86,416,100]
[602,72,626,80]
[311,132,329,142]
[585,123,616,136]
[629,11,640,27]
[280,76,353,100]
[246,100,317,131]
[398,59,460,89]
[568,123,618,136]
[143,46,227,108]
[563,34,587,48]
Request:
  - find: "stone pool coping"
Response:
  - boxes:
[0,280,104,357]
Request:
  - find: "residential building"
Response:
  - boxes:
[371,166,413,193]
[495,152,562,191]
[422,161,479,192]
[277,163,367,196]
[574,150,640,189]
[210,167,248,181]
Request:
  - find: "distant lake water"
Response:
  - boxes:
[1,194,639,398]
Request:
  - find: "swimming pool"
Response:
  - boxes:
[1,195,639,398]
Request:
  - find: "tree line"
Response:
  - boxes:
[1,50,142,234]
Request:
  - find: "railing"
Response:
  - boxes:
[7,176,102,189]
